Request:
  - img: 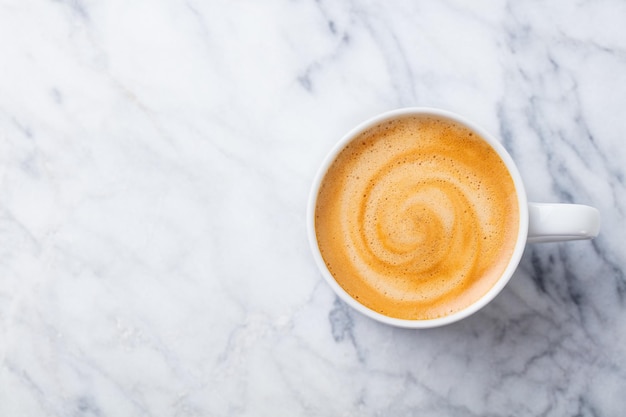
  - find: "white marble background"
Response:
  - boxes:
[1,0,625,415]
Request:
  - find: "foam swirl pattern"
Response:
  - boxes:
[315,116,519,320]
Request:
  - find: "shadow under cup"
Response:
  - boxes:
[307,108,529,329]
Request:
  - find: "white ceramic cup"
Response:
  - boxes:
[307,108,601,329]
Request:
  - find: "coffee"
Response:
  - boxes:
[314,115,519,320]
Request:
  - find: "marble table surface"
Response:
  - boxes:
[1,1,625,416]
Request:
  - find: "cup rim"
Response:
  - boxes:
[307,107,529,328]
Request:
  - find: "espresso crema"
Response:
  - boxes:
[314,116,520,320]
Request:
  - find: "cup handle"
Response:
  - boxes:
[527,203,601,243]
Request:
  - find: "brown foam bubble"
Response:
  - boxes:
[315,116,519,320]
